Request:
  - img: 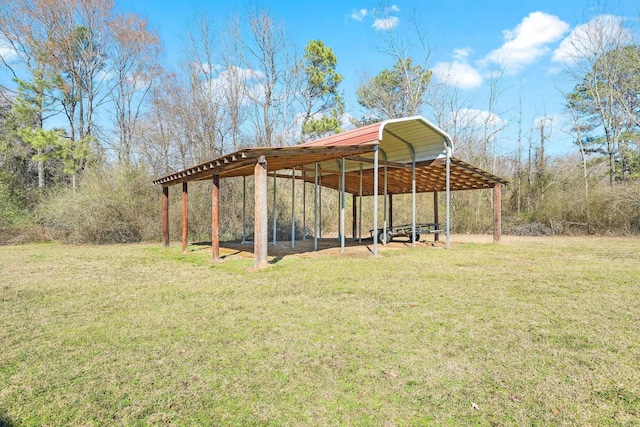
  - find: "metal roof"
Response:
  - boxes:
[300,116,454,166]
[153,116,507,192]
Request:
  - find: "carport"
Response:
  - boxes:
[153,116,508,268]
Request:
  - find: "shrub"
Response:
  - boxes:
[0,171,30,228]
[37,167,159,244]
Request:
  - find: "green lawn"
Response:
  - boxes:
[1,237,639,426]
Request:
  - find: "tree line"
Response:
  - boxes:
[0,0,638,243]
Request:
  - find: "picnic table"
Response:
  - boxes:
[370,223,441,243]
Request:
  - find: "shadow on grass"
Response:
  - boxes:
[220,250,241,259]
[0,412,15,427]
[269,255,284,265]
[191,241,241,259]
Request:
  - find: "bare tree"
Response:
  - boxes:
[219,58,249,152]
[535,115,553,202]
[135,74,181,174]
[180,13,225,161]
[109,12,162,165]
[229,9,299,147]
[563,93,592,198]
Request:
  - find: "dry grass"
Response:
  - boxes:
[1,235,639,426]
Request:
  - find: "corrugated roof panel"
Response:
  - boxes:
[298,122,380,147]
[380,118,449,163]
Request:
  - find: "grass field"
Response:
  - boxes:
[1,236,639,426]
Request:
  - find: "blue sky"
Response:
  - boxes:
[2,0,637,156]
[115,0,639,156]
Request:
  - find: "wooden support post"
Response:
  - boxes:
[302,171,306,240]
[255,157,269,268]
[383,166,387,245]
[352,194,357,239]
[446,148,451,249]
[211,175,220,261]
[182,182,188,253]
[314,163,319,251]
[433,191,440,242]
[242,176,246,244]
[319,176,322,238]
[162,186,169,248]
[359,164,362,243]
[272,172,277,246]
[340,157,345,253]
[411,159,416,246]
[389,194,393,229]
[337,168,341,244]
[493,183,502,243]
[373,146,379,257]
[291,168,295,249]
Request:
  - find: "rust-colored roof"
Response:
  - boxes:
[298,122,380,147]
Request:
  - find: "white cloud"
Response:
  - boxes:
[552,15,633,64]
[533,114,555,129]
[201,65,265,104]
[483,11,569,73]
[199,63,211,74]
[373,16,399,31]
[433,47,483,89]
[208,65,263,89]
[340,112,356,130]
[433,61,483,89]
[452,48,472,62]
[352,6,400,29]
[0,38,18,60]
[351,9,367,21]
[455,108,507,130]
[226,65,264,82]
[194,62,225,75]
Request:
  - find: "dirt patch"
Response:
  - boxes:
[504,223,556,236]
[195,233,555,261]
[215,236,446,261]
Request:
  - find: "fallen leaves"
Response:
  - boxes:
[382,368,399,378]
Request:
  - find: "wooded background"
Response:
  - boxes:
[1,0,638,244]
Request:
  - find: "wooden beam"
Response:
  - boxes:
[212,175,220,261]
[162,186,169,248]
[244,144,376,159]
[254,156,269,268]
[271,171,340,179]
[182,182,188,253]
[345,155,411,169]
[493,184,502,243]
